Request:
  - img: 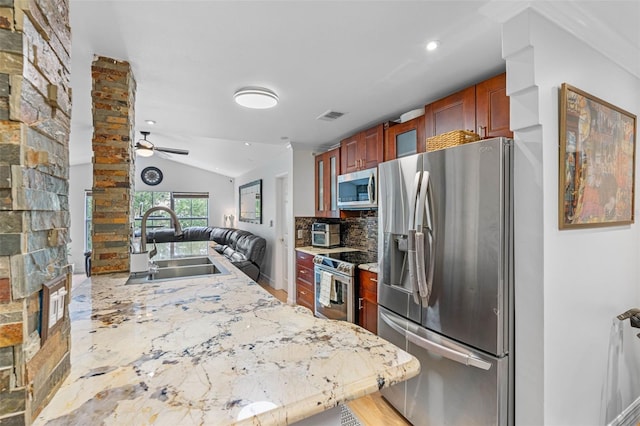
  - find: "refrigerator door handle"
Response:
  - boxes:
[380,312,492,371]
[407,171,422,303]
[414,171,432,304]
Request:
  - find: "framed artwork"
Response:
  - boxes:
[559,83,636,229]
[239,179,262,224]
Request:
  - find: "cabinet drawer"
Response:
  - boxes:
[296,264,314,286]
[296,250,314,269]
[296,280,314,311]
[359,270,378,294]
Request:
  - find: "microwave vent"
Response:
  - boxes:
[316,110,345,121]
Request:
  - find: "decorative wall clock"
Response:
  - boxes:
[141,166,163,186]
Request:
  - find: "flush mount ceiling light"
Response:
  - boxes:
[234,87,279,109]
[426,40,440,51]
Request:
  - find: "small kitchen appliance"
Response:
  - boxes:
[311,223,340,248]
[337,167,377,210]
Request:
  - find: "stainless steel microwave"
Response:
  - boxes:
[337,167,377,210]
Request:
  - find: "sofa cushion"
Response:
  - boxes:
[209,227,233,245]
[182,226,212,241]
[235,233,266,266]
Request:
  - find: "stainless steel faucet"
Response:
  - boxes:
[140,206,183,258]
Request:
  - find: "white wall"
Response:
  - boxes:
[135,155,236,227]
[68,157,235,273]
[235,150,290,285]
[505,10,640,425]
[292,144,316,217]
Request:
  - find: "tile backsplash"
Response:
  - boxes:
[295,212,378,263]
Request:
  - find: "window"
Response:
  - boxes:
[133,191,209,235]
[84,191,209,251]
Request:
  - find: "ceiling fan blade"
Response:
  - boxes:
[155,146,189,155]
[136,141,154,150]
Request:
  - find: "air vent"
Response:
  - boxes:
[316,110,345,121]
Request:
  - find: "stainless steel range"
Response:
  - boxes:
[312,251,368,323]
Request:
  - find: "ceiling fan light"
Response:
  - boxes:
[234,87,279,109]
[136,147,154,157]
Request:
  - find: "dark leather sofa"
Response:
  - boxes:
[143,226,266,281]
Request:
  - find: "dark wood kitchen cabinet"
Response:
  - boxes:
[424,85,476,139]
[295,250,315,312]
[358,269,378,334]
[475,73,512,139]
[424,72,512,147]
[384,115,426,161]
[315,147,340,218]
[341,124,384,173]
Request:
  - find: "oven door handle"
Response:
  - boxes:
[379,312,492,371]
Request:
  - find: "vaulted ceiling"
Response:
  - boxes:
[69,1,640,177]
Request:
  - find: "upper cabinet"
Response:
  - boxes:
[315,147,341,218]
[424,86,476,138]
[340,124,384,173]
[424,72,512,149]
[384,115,425,161]
[475,73,512,139]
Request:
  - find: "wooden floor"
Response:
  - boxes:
[257,280,410,426]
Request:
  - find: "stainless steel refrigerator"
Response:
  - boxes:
[377,137,514,426]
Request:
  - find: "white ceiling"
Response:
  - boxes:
[69,1,640,178]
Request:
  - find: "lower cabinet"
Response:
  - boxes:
[296,250,314,312]
[358,269,378,334]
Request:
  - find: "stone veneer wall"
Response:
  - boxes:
[0,0,72,423]
[90,56,136,274]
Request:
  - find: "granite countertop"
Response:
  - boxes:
[35,248,418,425]
[295,246,362,256]
[358,263,379,273]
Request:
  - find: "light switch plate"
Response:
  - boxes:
[297,229,303,239]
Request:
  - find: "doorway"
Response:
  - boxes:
[275,173,289,291]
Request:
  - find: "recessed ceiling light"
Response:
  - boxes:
[244,142,251,146]
[426,40,440,51]
[145,120,156,125]
[234,87,279,109]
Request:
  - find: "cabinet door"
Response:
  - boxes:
[361,124,384,169]
[316,148,341,218]
[476,73,512,139]
[361,298,378,334]
[384,115,425,161]
[425,85,476,137]
[341,135,360,174]
[358,270,378,334]
[326,147,340,217]
[314,154,326,216]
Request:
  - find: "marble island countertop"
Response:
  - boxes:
[35,248,419,425]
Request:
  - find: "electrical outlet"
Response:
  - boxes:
[297,229,303,239]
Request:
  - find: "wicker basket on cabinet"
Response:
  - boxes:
[426,129,481,152]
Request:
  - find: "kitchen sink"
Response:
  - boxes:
[126,256,229,284]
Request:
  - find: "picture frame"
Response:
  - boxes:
[559,83,636,229]
[239,179,262,224]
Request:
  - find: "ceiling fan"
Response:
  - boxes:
[135,131,189,157]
